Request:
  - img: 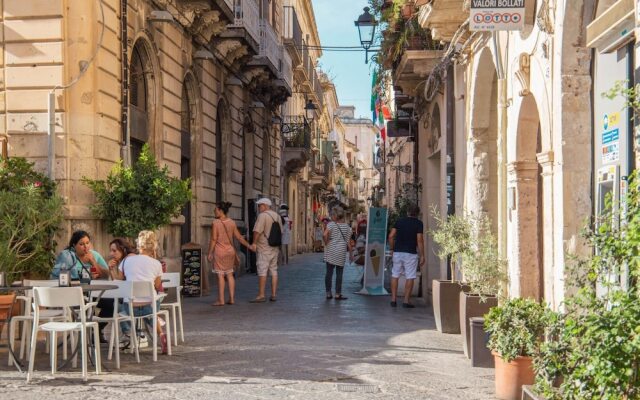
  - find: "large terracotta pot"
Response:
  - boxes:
[432,280,466,333]
[493,352,535,400]
[460,292,497,358]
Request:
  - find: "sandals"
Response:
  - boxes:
[326,293,333,300]
[269,296,277,302]
[211,302,225,307]
[335,294,348,301]
[249,297,266,303]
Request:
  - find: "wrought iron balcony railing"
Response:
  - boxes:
[259,19,280,71]
[280,47,293,91]
[283,6,302,63]
[231,0,260,45]
[282,116,310,149]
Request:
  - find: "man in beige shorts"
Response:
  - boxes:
[250,197,283,302]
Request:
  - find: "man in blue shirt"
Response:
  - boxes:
[387,204,425,308]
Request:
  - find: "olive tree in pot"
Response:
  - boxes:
[429,207,472,334]
[484,298,551,400]
[459,213,507,358]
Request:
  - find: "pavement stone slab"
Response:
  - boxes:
[0,253,495,399]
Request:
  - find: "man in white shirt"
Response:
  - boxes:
[250,198,283,303]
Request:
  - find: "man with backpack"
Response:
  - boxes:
[250,197,283,303]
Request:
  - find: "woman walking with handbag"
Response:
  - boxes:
[323,206,353,300]
[207,201,255,306]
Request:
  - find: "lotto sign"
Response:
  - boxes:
[470,0,525,31]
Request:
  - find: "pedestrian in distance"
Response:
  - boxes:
[387,204,425,308]
[250,197,283,303]
[278,204,291,265]
[323,206,353,300]
[207,201,255,306]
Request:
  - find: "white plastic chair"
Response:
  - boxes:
[8,280,70,367]
[160,272,184,346]
[26,286,100,382]
[129,281,172,361]
[91,280,139,369]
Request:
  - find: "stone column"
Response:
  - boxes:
[466,129,490,216]
[537,151,555,306]
[507,161,541,299]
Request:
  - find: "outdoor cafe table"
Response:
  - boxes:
[1,283,118,373]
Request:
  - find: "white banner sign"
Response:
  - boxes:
[470,0,525,31]
[358,207,389,296]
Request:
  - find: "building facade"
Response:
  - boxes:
[377,0,629,308]
[1,0,295,293]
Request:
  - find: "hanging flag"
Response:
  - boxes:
[370,71,378,123]
[382,105,392,121]
[380,126,386,142]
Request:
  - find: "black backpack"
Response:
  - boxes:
[266,213,282,247]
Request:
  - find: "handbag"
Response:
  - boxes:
[221,220,241,268]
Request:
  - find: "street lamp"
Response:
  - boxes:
[304,99,318,122]
[386,150,395,165]
[354,7,378,64]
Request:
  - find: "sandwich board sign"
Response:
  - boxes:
[358,207,389,296]
[470,0,525,31]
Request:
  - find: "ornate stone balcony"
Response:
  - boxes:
[393,49,444,96]
[282,116,311,174]
[417,0,467,42]
[218,0,260,52]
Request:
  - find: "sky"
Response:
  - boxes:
[311,0,374,120]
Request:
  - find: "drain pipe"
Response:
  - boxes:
[120,0,130,166]
[492,32,508,286]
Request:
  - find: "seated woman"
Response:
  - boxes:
[114,230,168,354]
[51,230,109,282]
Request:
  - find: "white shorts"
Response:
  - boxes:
[392,252,418,280]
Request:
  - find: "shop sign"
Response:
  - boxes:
[601,112,620,164]
[470,0,525,31]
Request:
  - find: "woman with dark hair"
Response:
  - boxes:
[207,201,255,306]
[107,237,136,280]
[51,230,109,281]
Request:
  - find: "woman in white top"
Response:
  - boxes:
[115,230,168,354]
[323,206,353,300]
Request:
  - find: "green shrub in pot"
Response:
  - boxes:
[485,297,551,363]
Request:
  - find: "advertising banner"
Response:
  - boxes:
[358,207,389,295]
[470,0,525,31]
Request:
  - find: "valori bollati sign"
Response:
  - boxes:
[470,0,525,31]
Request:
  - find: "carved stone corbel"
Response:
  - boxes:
[192,10,226,43]
[515,53,531,97]
[215,39,243,61]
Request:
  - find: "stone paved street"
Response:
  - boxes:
[0,253,494,399]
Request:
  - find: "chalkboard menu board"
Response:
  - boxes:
[181,244,202,297]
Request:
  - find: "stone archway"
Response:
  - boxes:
[546,0,598,306]
[467,48,499,236]
[509,95,544,300]
[180,72,199,245]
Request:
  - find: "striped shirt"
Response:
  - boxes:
[324,222,352,266]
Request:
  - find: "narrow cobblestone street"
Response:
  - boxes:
[0,253,494,399]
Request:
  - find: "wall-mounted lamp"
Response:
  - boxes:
[304,99,318,122]
[147,10,175,23]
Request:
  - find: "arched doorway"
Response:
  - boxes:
[509,95,544,300]
[129,40,156,163]
[180,76,197,245]
[467,48,499,236]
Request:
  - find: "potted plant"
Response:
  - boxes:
[429,208,472,333]
[84,144,192,239]
[0,157,63,283]
[458,213,507,358]
[484,298,551,400]
[531,169,640,400]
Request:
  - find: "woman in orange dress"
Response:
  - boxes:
[207,201,254,306]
